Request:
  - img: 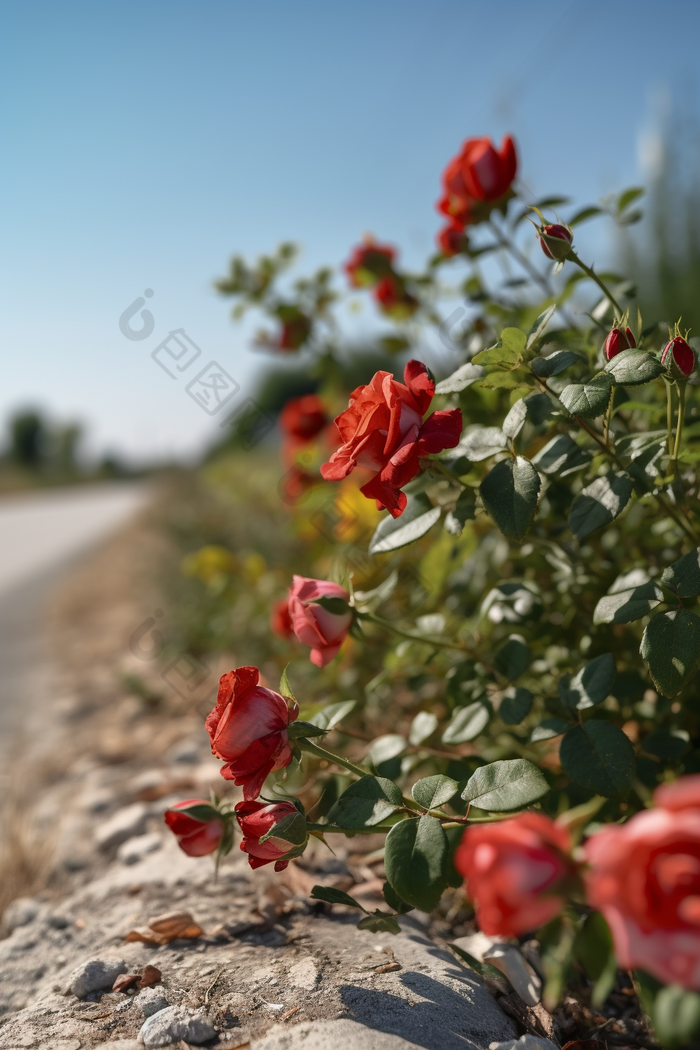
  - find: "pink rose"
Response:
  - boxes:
[455,812,574,937]
[288,576,353,668]
[585,774,700,990]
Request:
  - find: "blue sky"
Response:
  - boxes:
[1,0,699,463]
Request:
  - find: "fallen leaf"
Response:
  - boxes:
[113,973,140,993]
[374,962,401,974]
[138,965,162,988]
[148,911,199,936]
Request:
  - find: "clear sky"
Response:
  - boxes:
[1,0,699,464]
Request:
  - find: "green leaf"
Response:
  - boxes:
[646,983,700,1047]
[559,721,635,799]
[472,344,521,370]
[617,186,645,213]
[593,569,663,625]
[479,368,532,390]
[530,350,582,377]
[502,399,528,441]
[311,885,365,910]
[382,882,414,914]
[525,305,557,350]
[449,943,508,982]
[661,548,700,597]
[279,663,296,702]
[369,493,441,555]
[640,610,700,697]
[568,205,603,226]
[313,595,352,615]
[604,349,665,386]
[480,457,541,542]
[443,489,477,537]
[408,710,438,745]
[524,392,554,426]
[560,653,616,710]
[441,700,491,744]
[493,634,530,680]
[456,426,507,462]
[499,686,533,724]
[531,434,591,477]
[411,775,460,810]
[435,362,485,394]
[384,815,448,912]
[166,802,221,823]
[643,727,690,760]
[260,811,307,846]
[287,719,328,740]
[568,471,634,539]
[559,373,613,418]
[325,775,403,829]
[356,910,402,934]
[573,912,616,1007]
[366,734,406,768]
[461,758,549,811]
[530,717,569,742]
[308,699,357,731]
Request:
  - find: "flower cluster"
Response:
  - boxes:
[344,240,418,318]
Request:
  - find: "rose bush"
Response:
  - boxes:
[158,128,700,1045]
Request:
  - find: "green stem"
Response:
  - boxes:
[307,822,397,835]
[672,381,687,471]
[361,611,470,654]
[666,379,676,458]
[423,457,469,488]
[567,249,623,316]
[487,219,577,329]
[299,739,370,779]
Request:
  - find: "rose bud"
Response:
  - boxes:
[164,799,225,857]
[321,359,462,518]
[437,191,473,227]
[455,812,575,937]
[289,576,353,668]
[279,394,327,444]
[278,313,312,352]
[206,666,299,799]
[662,335,696,379]
[345,241,396,288]
[270,598,294,640]
[604,324,636,361]
[236,799,307,871]
[585,774,700,990]
[538,223,573,261]
[437,223,468,257]
[373,275,419,318]
[458,135,517,202]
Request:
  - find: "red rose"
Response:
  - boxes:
[585,774,700,990]
[437,191,473,228]
[164,799,225,858]
[372,275,418,318]
[320,360,463,518]
[455,812,574,937]
[288,575,353,668]
[458,135,517,202]
[538,223,573,261]
[604,324,636,360]
[345,241,396,288]
[270,598,294,639]
[279,394,328,444]
[662,335,695,378]
[277,464,318,505]
[236,799,306,871]
[205,666,298,800]
[437,222,468,257]
[279,314,312,352]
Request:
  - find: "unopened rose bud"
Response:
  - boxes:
[164,799,226,857]
[235,800,308,872]
[539,223,573,261]
[662,335,696,379]
[604,324,636,361]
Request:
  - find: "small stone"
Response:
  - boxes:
[46,913,71,929]
[66,956,128,998]
[218,1031,251,1049]
[2,896,41,932]
[288,957,318,990]
[138,986,170,1018]
[92,1042,143,1050]
[117,832,163,865]
[167,739,200,764]
[138,1005,217,1046]
[95,803,149,850]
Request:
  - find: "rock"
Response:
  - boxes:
[482,943,541,1006]
[91,1042,143,1050]
[138,986,170,1018]
[219,1030,251,1049]
[95,802,149,850]
[65,956,128,998]
[491,1039,558,1050]
[117,832,163,865]
[46,913,71,929]
[2,896,41,933]
[288,957,318,990]
[138,1005,217,1046]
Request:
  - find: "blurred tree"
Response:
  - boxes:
[9,409,48,469]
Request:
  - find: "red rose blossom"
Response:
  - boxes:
[437,222,468,257]
[289,575,353,667]
[205,666,298,800]
[604,325,636,360]
[447,135,517,204]
[455,811,574,937]
[320,360,462,518]
[164,799,225,858]
[236,799,305,871]
[585,774,700,990]
[662,335,696,378]
[345,242,396,288]
[279,394,328,444]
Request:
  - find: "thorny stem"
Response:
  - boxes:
[567,249,624,316]
[306,811,518,835]
[666,380,675,458]
[298,739,369,779]
[361,611,471,655]
[422,457,469,488]
[672,381,687,473]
